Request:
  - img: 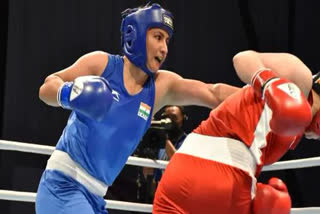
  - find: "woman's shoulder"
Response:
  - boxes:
[155,69,182,79]
[83,51,109,76]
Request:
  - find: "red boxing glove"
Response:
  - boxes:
[252,69,312,136]
[252,177,291,214]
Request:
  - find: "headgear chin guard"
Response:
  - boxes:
[121,3,174,76]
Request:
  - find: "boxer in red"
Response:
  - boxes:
[153,50,318,214]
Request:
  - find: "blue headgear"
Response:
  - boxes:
[121,4,174,76]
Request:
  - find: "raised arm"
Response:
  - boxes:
[232,50,312,98]
[233,50,313,139]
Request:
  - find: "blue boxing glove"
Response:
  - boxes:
[57,76,113,121]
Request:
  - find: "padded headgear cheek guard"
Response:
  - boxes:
[304,72,320,139]
[120,4,174,76]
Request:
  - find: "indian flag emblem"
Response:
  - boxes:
[138,102,151,120]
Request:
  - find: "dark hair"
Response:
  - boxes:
[121,2,154,18]
[157,105,188,121]
[164,105,185,115]
[121,3,173,20]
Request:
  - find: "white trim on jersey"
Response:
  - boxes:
[46,150,108,197]
[250,104,272,165]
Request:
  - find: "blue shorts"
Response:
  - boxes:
[36,170,108,214]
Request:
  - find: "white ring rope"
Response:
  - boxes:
[1,139,320,213]
[0,189,318,213]
[0,190,152,213]
[0,140,168,169]
[291,208,320,214]
[263,157,320,171]
[1,139,320,171]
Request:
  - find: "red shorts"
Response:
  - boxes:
[153,134,256,214]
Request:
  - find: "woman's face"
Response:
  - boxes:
[145,28,169,73]
[162,106,184,128]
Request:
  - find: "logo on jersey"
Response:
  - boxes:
[112,90,120,102]
[137,102,151,120]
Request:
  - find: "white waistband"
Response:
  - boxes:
[46,150,108,197]
[176,133,257,178]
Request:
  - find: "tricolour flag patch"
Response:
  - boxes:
[137,102,151,120]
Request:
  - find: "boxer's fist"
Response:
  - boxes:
[252,177,291,214]
[57,76,113,121]
[252,69,312,136]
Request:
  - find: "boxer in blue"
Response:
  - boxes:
[35,3,239,214]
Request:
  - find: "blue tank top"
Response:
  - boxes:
[55,54,155,185]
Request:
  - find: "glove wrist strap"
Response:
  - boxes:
[57,82,73,109]
[251,69,277,97]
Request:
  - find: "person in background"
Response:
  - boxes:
[135,105,188,203]
[154,105,188,180]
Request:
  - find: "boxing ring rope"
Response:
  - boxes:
[0,140,320,213]
[0,190,319,214]
[1,139,320,171]
[0,190,152,212]
[0,140,168,169]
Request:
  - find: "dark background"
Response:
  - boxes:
[1,0,320,213]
